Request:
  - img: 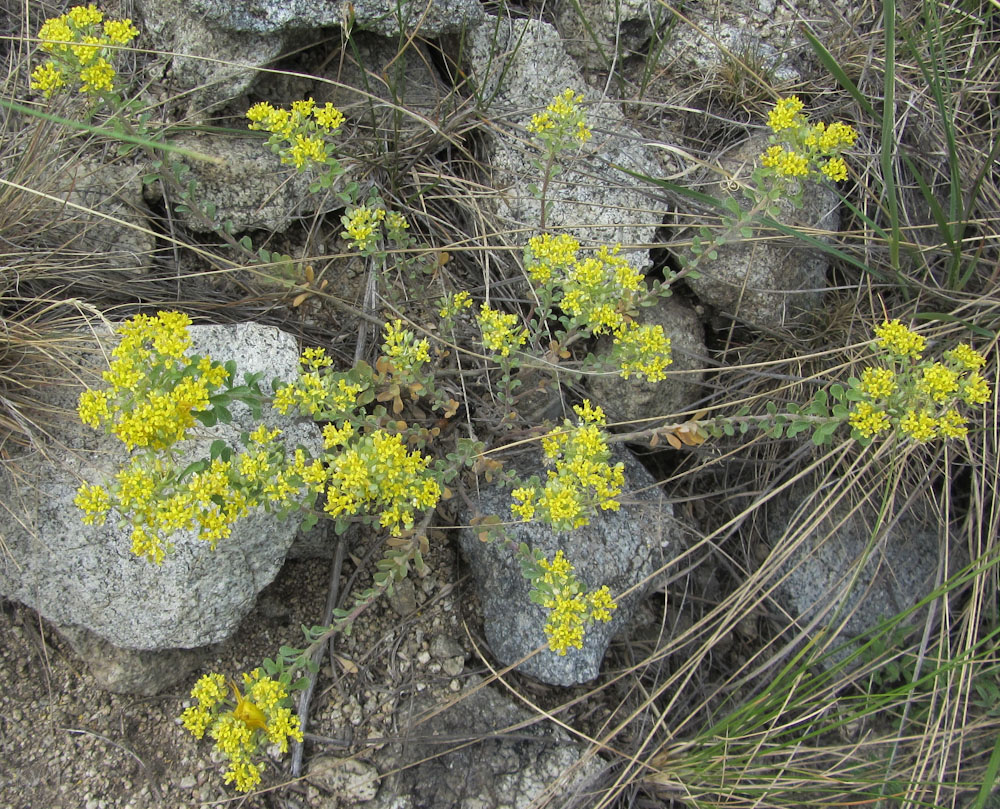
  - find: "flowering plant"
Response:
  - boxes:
[30,4,138,99]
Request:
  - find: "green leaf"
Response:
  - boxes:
[723,196,741,216]
[239,235,253,251]
[215,406,232,424]
[740,226,754,239]
[210,439,227,460]
[195,409,218,427]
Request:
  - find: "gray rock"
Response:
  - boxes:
[307,757,380,803]
[0,322,321,652]
[178,0,483,37]
[587,295,707,426]
[459,447,674,685]
[467,16,662,258]
[55,624,209,696]
[143,132,349,234]
[768,487,957,655]
[553,0,656,71]
[684,135,840,330]
[370,679,604,808]
[647,0,828,86]
[43,156,154,271]
[136,0,284,114]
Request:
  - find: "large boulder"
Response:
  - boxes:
[766,484,960,659]
[134,0,483,112]
[459,446,676,685]
[0,322,321,654]
[143,132,351,234]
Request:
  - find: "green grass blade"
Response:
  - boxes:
[0,98,222,163]
[799,24,879,123]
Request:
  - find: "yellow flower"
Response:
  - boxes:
[776,149,809,177]
[612,321,672,382]
[848,401,890,438]
[30,62,66,96]
[314,102,344,130]
[78,57,115,93]
[67,4,104,26]
[103,18,139,45]
[917,362,959,403]
[946,343,986,371]
[767,96,804,132]
[937,409,968,439]
[859,367,896,399]
[821,157,848,182]
[900,409,937,442]
[38,17,74,52]
[74,483,111,525]
[477,304,527,357]
[438,290,473,319]
[961,373,990,406]
[874,320,926,360]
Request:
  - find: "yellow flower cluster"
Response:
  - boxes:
[511,400,624,531]
[77,423,323,564]
[874,319,927,359]
[526,88,592,149]
[181,670,303,793]
[246,98,344,171]
[528,550,617,655]
[77,312,229,452]
[438,290,473,320]
[847,320,990,443]
[477,304,528,358]
[273,347,367,419]
[759,96,858,184]
[525,235,672,381]
[612,320,673,382]
[340,204,410,253]
[75,312,326,563]
[31,5,138,98]
[323,430,441,535]
[382,320,431,374]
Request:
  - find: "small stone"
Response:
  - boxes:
[442,657,464,677]
[387,579,418,617]
[429,635,463,660]
[416,650,431,665]
[178,775,196,789]
[307,757,380,803]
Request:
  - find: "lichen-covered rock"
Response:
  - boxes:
[459,447,675,685]
[553,0,655,71]
[683,134,840,329]
[467,16,662,258]
[766,486,961,657]
[136,0,284,113]
[0,323,321,653]
[587,295,707,425]
[370,679,603,808]
[178,0,484,37]
[143,132,350,234]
